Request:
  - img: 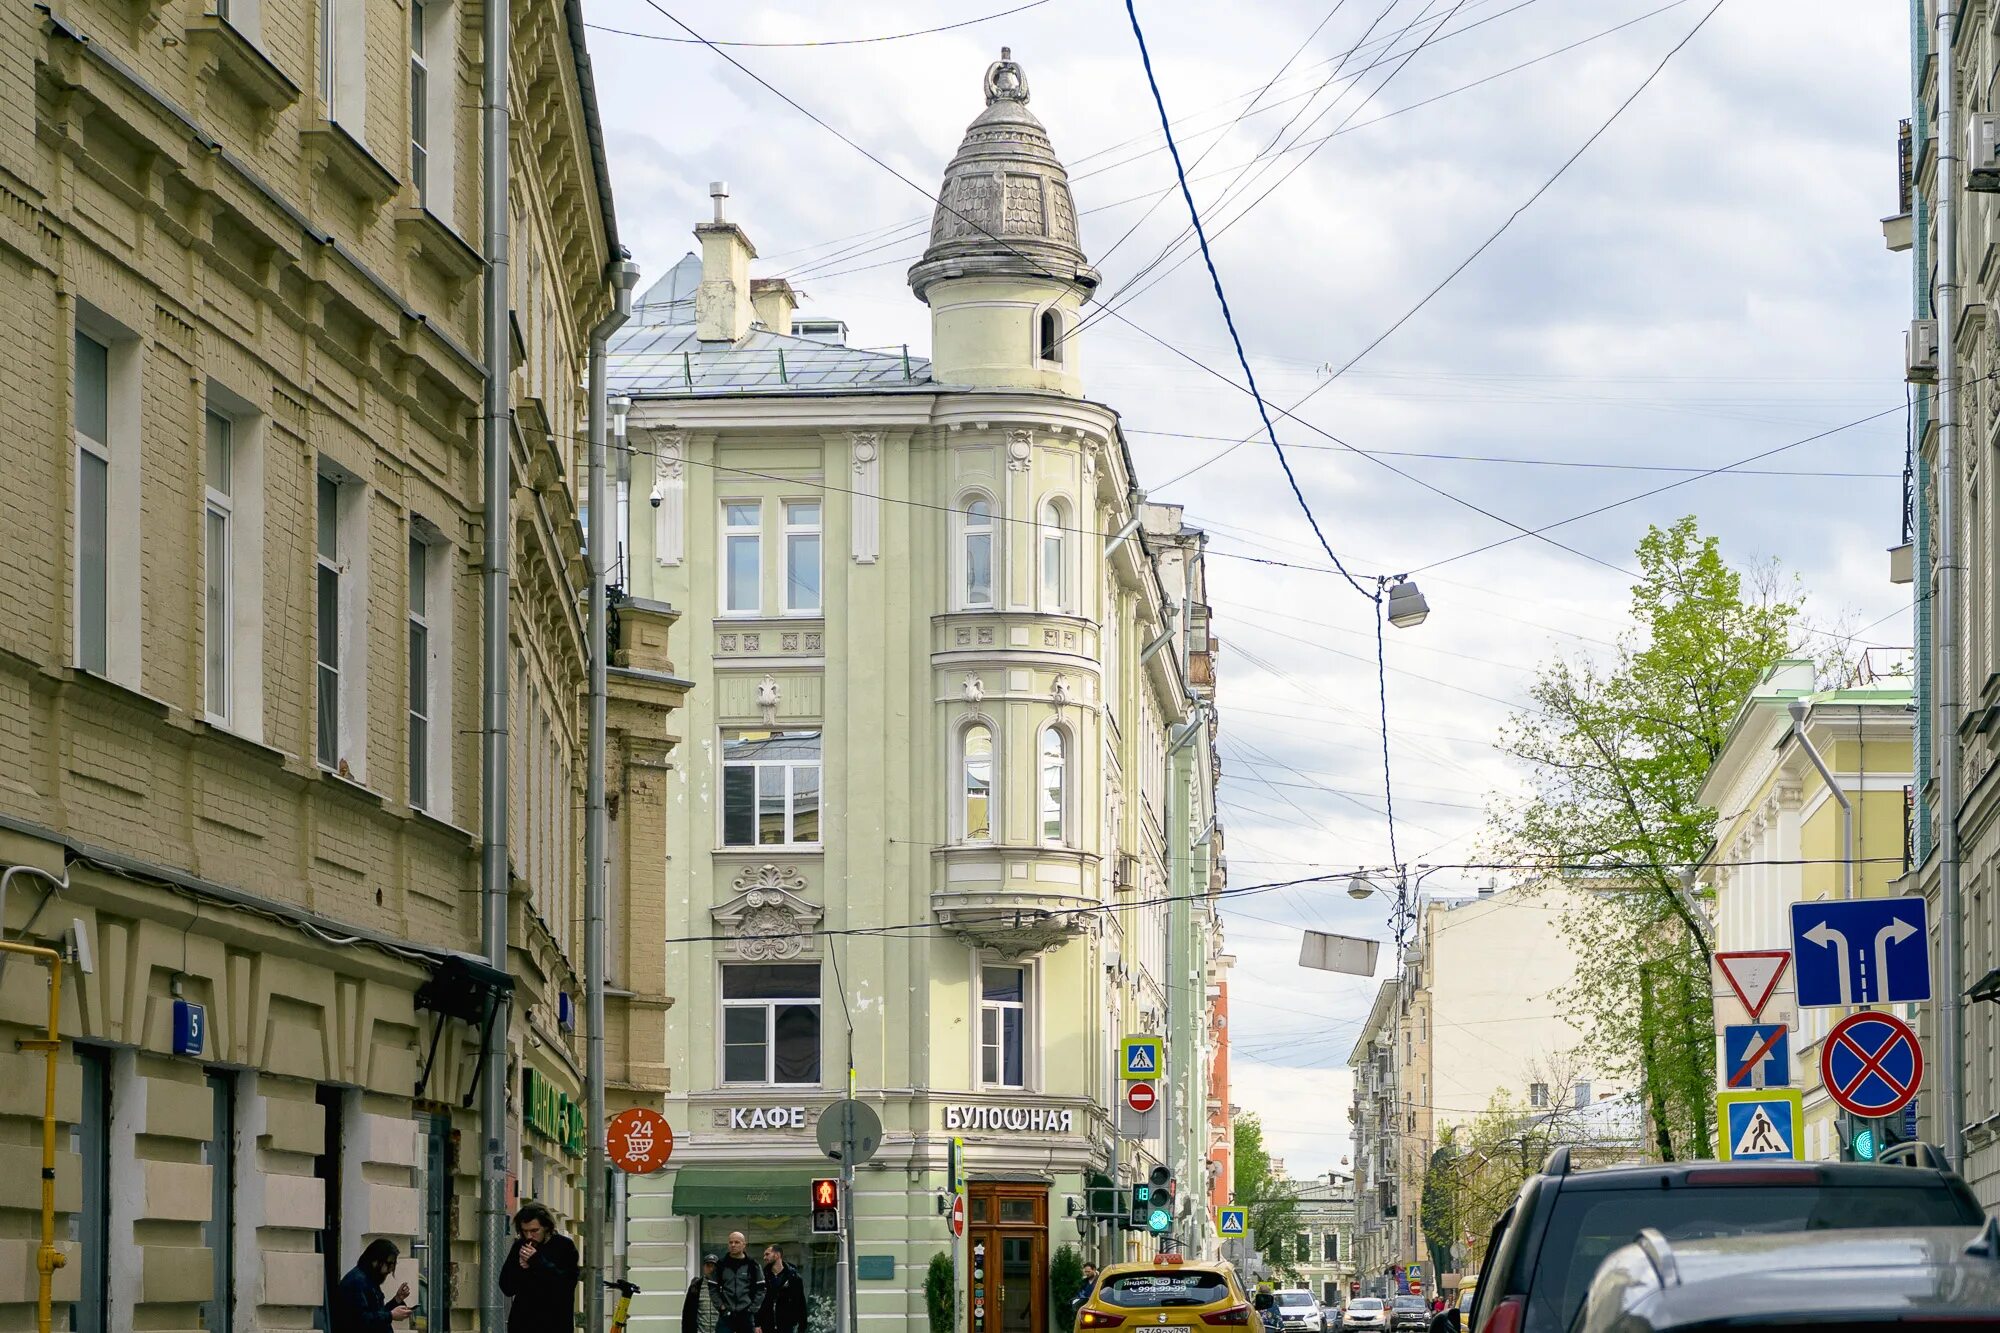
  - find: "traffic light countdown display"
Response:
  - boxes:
[811,1178,841,1234]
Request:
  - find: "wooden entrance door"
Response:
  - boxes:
[969,1185,1048,1333]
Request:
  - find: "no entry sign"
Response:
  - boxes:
[1820,1011,1924,1118]
[1127,1081,1157,1113]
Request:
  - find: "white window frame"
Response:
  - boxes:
[406,524,451,817]
[1529,1081,1550,1109]
[720,728,822,848]
[783,499,822,614]
[1039,723,1069,846]
[71,310,142,689]
[203,410,234,723]
[720,963,822,1086]
[316,464,369,781]
[73,329,111,681]
[721,500,762,615]
[320,0,367,135]
[978,961,1034,1090]
[958,492,996,611]
[959,720,995,844]
[1040,496,1069,612]
[409,0,429,202]
[1038,306,1063,365]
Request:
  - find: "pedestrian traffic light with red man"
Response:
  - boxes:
[811,1178,840,1234]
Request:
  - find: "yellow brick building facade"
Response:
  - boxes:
[0,1,671,1330]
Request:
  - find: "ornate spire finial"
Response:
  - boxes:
[985,47,1029,105]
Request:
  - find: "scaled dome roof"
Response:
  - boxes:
[908,49,1100,304]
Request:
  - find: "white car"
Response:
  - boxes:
[1275,1291,1324,1333]
[1340,1298,1388,1332]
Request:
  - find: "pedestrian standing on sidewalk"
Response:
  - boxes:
[714,1231,767,1333]
[331,1239,413,1332]
[757,1243,807,1333]
[684,1253,725,1333]
[1067,1263,1100,1330]
[498,1201,581,1332]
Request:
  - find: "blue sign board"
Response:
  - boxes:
[1121,1035,1162,1079]
[172,998,206,1057]
[1789,896,1931,1008]
[1218,1208,1246,1237]
[1904,1101,1920,1142]
[1718,1089,1803,1160]
[1723,1023,1791,1089]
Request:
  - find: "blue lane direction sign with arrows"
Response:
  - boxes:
[1789,897,1931,1008]
[1218,1208,1246,1237]
[1723,1023,1791,1090]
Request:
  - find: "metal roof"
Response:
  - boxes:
[610,252,933,397]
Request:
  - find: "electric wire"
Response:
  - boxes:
[588,0,1053,48]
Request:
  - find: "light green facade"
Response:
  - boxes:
[608,50,1225,1333]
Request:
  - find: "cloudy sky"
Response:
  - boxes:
[586,0,1915,1177]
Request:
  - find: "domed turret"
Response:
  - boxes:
[911,49,1096,395]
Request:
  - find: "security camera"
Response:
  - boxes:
[649,481,664,509]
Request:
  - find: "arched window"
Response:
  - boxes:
[1039,309,1062,364]
[1039,725,1067,843]
[962,723,993,841]
[1040,499,1068,611]
[962,497,994,608]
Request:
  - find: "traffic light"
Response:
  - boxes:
[1147,1165,1175,1235]
[811,1178,841,1234]
[1129,1183,1150,1230]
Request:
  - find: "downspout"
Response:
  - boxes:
[1788,700,1853,901]
[479,0,514,1320]
[1936,0,1966,1173]
[584,256,639,1333]
[3,865,69,1333]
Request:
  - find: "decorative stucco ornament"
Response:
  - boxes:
[964,674,986,703]
[758,674,780,725]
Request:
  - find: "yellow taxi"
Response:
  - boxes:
[1078,1256,1254,1330]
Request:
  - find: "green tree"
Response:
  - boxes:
[927,1252,956,1333]
[1050,1244,1084,1330]
[1492,517,1800,1161]
[1235,1114,1303,1280]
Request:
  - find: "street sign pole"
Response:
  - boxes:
[949,1136,963,1331]
[843,1069,859,1333]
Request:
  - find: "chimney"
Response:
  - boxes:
[750,278,800,336]
[695,181,757,343]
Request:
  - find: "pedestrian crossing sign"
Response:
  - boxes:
[1121,1035,1163,1080]
[1717,1088,1804,1160]
[1218,1208,1246,1237]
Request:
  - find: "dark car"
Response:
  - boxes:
[1465,1145,1984,1333]
[1389,1297,1429,1331]
[1573,1223,2000,1333]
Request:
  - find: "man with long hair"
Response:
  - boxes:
[499,1201,581,1331]
[331,1239,412,1332]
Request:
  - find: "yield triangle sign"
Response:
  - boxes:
[1716,951,1791,1020]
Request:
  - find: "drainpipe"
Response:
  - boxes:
[2,866,69,1333]
[584,256,639,1333]
[1788,699,1853,901]
[1935,0,1966,1173]
[479,0,514,1318]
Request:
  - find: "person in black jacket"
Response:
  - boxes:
[684,1253,724,1333]
[714,1232,767,1333]
[1066,1263,1100,1331]
[330,1239,413,1333]
[758,1244,807,1333]
[498,1201,581,1332]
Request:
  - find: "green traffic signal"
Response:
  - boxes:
[1148,1208,1171,1234]
[1852,1126,1877,1161]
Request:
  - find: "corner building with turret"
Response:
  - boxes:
[610,50,1232,1333]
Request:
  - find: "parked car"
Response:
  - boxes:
[1572,1223,2000,1332]
[1079,1258,1254,1330]
[1274,1291,1324,1332]
[1389,1296,1429,1331]
[1466,1146,1985,1333]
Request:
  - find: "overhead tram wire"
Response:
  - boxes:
[1157,0,1732,496]
[588,0,1053,47]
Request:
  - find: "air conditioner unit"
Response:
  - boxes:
[1909,318,1939,384]
[1114,853,1141,893]
[1972,114,2000,192]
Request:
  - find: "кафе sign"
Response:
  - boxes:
[712,1105,1078,1133]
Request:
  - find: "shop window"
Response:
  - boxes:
[980,965,1028,1088]
[722,963,821,1085]
[961,723,994,841]
[722,729,822,847]
[68,1046,111,1333]
[203,1071,237,1333]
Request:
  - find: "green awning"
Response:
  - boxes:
[672,1168,823,1215]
